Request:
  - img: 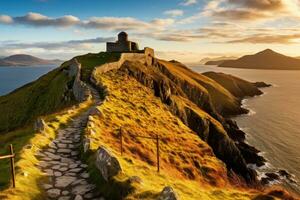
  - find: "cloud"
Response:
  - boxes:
[228,33,300,44]
[228,0,284,10]
[81,17,174,31]
[0,15,13,24]
[1,37,113,50]
[206,9,271,21]
[179,0,300,24]
[202,0,300,21]
[181,0,197,6]
[164,9,184,17]
[0,13,174,32]
[13,12,80,27]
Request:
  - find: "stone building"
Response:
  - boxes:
[106,32,139,52]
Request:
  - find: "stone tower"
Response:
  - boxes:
[106,32,139,52]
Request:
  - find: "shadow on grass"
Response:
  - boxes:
[0,126,34,190]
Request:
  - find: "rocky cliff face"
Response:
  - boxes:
[110,59,260,184]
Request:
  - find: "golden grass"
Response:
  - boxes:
[158,60,241,114]
[0,99,93,200]
[87,69,260,199]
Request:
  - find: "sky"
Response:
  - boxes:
[1,0,300,63]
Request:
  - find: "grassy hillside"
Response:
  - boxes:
[86,60,295,199]
[71,52,120,82]
[158,60,245,116]
[203,72,262,98]
[86,69,257,199]
[0,66,74,133]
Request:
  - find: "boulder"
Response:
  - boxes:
[89,107,104,117]
[158,186,179,200]
[34,118,48,133]
[83,137,90,153]
[95,146,122,181]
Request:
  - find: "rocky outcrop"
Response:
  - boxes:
[158,186,179,200]
[254,82,271,88]
[116,60,258,184]
[203,71,263,99]
[69,59,91,102]
[34,118,49,133]
[95,147,122,181]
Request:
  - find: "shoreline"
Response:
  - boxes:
[233,87,300,196]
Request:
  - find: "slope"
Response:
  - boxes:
[220,49,300,70]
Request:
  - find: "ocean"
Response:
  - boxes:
[192,65,300,196]
[0,66,57,96]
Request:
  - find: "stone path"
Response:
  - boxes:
[36,85,104,200]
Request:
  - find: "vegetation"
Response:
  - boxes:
[85,69,259,199]
[0,99,93,200]
[72,52,120,82]
[0,65,74,133]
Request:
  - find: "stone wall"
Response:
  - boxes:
[69,59,92,102]
[91,48,154,82]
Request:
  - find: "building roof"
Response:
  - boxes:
[118,31,128,37]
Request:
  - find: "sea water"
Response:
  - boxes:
[192,65,300,196]
[0,66,56,96]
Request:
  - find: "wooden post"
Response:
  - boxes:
[120,128,123,156]
[9,144,15,188]
[156,135,160,173]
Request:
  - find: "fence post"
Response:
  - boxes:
[120,128,123,156]
[9,144,15,188]
[156,135,160,173]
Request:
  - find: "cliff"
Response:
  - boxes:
[220,49,300,70]
[202,71,263,98]
[0,51,296,200]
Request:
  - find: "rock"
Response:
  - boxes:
[237,142,266,167]
[54,171,62,177]
[69,167,83,173]
[158,186,179,200]
[74,195,83,200]
[42,184,53,190]
[34,118,48,133]
[58,149,72,153]
[62,191,69,195]
[128,176,143,184]
[47,188,61,198]
[55,176,76,187]
[266,172,280,180]
[58,197,70,200]
[95,147,122,181]
[254,82,271,88]
[89,107,104,117]
[57,143,67,148]
[72,184,95,195]
[80,172,89,179]
[44,169,54,176]
[83,137,90,153]
[59,167,69,172]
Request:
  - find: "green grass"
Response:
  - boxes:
[74,52,121,82]
[0,126,34,189]
[0,66,74,133]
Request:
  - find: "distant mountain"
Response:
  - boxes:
[220,49,300,70]
[0,54,63,66]
[205,59,234,65]
[199,56,237,65]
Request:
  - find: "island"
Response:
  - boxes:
[0,54,63,66]
[220,49,300,70]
